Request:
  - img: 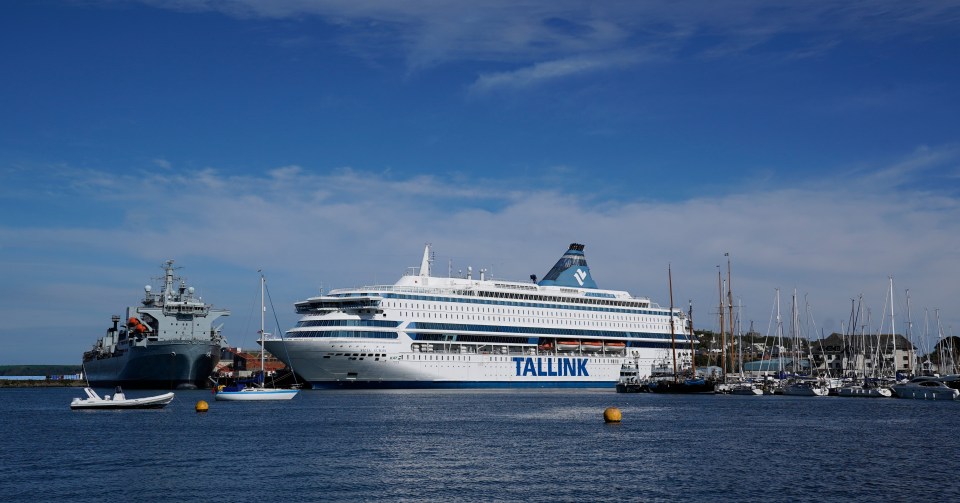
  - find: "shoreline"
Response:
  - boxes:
[0,379,86,388]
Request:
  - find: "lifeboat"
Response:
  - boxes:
[556,340,580,351]
[604,341,626,353]
[128,317,148,333]
[581,341,603,352]
[537,342,554,351]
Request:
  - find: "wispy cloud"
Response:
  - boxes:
[3,143,960,362]
[468,52,643,94]
[130,0,960,79]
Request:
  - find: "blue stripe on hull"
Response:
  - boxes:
[308,380,616,389]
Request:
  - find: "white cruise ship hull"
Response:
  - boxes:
[265,339,632,388]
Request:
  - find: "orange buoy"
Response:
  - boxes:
[603,407,622,423]
[195,400,209,413]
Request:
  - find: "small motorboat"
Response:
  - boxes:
[70,386,175,410]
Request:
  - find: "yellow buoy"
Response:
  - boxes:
[603,406,622,423]
[195,400,209,413]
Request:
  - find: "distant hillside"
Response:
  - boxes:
[0,365,83,376]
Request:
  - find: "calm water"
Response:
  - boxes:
[1,387,958,502]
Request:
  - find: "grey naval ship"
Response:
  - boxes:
[82,260,230,389]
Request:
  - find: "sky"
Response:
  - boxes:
[2,0,960,364]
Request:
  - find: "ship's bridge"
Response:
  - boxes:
[295,294,384,314]
[161,301,210,316]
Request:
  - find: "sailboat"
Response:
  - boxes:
[647,265,715,394]
[215,272,299,401]
[781,290,828,396]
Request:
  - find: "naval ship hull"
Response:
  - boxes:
[84,341,220,390]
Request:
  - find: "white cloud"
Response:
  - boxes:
[3,144,960,362]
[468,53,642,94]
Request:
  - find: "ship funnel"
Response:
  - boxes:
[537,243,598,289]
[419,243,431,278]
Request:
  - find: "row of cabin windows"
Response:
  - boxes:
[381,301,676,332]
[378,292,661,314]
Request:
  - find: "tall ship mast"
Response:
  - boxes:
[263,243,693,388]
[82,260,230,389]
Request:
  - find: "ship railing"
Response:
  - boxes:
[326,285,462,295]
[408,341,629,358]
[162,303,210,316]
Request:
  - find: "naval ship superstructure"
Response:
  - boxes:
[263,243,694,388]
[82,260,230,389]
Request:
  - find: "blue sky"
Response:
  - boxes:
[2,0,959,364]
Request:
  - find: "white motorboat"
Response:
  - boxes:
[70,387,175,410]
[891,376,960,400]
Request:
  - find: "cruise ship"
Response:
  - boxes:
[82,260,230,389]
[263,243,694,388]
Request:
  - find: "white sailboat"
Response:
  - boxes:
[836,383,892,398]
[782,378,830,396]
[215,273,299,401]
[729,381,765,395]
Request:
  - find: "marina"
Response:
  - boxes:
[66,246,960,400]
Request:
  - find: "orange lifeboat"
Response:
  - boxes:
[581,341,602,352]
[556,340,580,351]
[604,341,626,353]
[128,317,149,333]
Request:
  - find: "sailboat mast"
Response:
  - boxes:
[669,265,678,380]
[260,271,266,386]
[688,300,697,376]
[792,290,798,375]
[935,309,945,373]
[726,254,735,377]
[718,268,726,377]
[905,289,914,375]
[889,277,897,379]
[736,298,743,375]
[775,289,783,375]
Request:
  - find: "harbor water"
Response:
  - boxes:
[2,387,958,502]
